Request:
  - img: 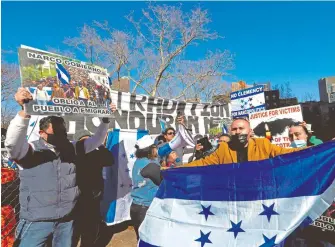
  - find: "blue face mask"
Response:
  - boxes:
[290,140,307,148]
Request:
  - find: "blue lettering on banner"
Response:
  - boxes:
[231,105,266,119]
[230,85,264,100]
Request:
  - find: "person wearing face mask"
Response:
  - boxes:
[4,88,116,247]
[180,118,303,167]
[288,123,323,148]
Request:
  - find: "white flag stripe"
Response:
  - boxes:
[139,181,334,247]
[106,129,138,225]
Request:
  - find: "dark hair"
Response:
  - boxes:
[219,133,231,139]
[163,127,175,135]
[289,124,314,146]
[39,116,65,131]
[135,144,157,159]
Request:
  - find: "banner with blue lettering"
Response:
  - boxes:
[230,85,266,118]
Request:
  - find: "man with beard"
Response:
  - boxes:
[5,88,115,247]
[181,118,303,167]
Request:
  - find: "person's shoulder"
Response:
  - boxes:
[251,137,271,145]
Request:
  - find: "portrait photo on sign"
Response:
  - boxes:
[18,45,113,117]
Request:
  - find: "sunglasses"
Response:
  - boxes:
[166,132,175,136]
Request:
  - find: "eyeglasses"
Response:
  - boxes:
[166,132,175,136]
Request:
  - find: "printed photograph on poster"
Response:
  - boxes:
[249,105,303,147]
[18,45,114,117]
[230,85,266,118]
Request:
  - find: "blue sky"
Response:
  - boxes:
[2,1,335,101]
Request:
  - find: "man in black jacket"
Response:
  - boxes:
[72,130,114,247]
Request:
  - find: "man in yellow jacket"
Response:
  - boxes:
[75,82,90,103]
[182,118,302,167]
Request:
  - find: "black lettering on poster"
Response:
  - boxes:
[130,94,146,111]
[129,111,146,130]
[162,100,177,114]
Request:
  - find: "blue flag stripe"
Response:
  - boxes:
[56,63,70,85]
[138,240,158,247]
[156,141,335,201]
[104,129,120,223]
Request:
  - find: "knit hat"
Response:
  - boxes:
[73,129,92,141]
[135,135,155,149]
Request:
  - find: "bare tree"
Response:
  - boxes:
[273,81,294,99]
[162,50,234,101]
[64,23,132,81]
[1,59,20,128]
[64,3,234,100]
[302,92,317,102]
[46,46,75,58]
[64,24,102,64]
[126,3,219,96]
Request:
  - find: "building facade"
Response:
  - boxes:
[264,90,280,109]
[231,81,271,92]
[318,76,335,103]
[112,76,130,92]
[301,101,335,141]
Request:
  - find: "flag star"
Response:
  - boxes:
[194,230,212,247]
[130,154,135,159]
[227,220,245,239]
[259,203,279,222]
[125,168,130,173]
[129,184,133,188]
[120,184,124,188]
[199,204,215,221]
[122,153,127,158]
[259,234,277,247]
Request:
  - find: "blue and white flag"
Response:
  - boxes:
[139,141,335,247]
[158,118,167,133]
[55,63,71,85]
[101,128,148,225]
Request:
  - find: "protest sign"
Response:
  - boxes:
[18,45,113,117]
[24,90,231,226]
[249,105,303,147]
[230,85,266,118]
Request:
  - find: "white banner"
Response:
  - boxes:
[249,105,303,147]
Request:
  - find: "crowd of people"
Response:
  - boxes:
[25,70,112,107]
[4,87,334,247]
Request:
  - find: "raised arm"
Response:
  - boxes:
[82,103,117,154]
[5,113,31,161]
[269,141,304,157]
[5,88,33,162]
[83,119,109,154]
[180,145,221,168]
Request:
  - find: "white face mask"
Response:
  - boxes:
[290,140,307,148]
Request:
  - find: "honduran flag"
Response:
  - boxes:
[139,141,335,247]
[101,128,148,225]
[55,63,71,85]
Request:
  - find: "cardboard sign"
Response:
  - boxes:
[18,45,113,117]
[249,105,303,147]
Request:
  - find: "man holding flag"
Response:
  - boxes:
[138,117,335,246]
[183,118,302,166]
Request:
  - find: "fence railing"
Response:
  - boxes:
[1,148,20,247]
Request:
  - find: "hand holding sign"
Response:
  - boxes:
[15,87,32,106]
[110,103,117,113]
[15,87,32,119]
